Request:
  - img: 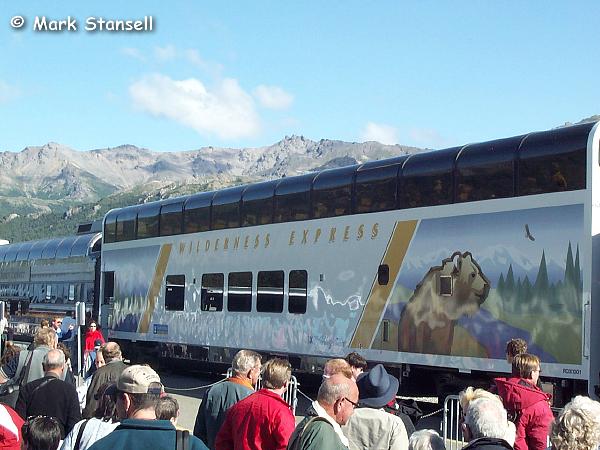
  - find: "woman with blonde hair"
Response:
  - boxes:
[550,395,600,450]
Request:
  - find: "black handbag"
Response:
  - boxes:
[0,350,35,408]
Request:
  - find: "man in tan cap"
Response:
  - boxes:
[87,364,208,450]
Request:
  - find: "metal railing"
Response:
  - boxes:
[226,368,299,415]
[442,395,466,450]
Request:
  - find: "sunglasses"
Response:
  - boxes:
[22,415,59,434]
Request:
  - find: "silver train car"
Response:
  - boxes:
[0,223,102,339]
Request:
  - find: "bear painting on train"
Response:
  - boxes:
[398,251,490,355]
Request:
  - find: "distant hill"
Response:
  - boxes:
[0,136,424,242]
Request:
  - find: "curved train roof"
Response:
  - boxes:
[0,232,102,263]
[103,121,599,223]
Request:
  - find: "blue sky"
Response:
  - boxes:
[1,1,599,152]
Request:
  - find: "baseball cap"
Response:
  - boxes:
[116,365,163,394]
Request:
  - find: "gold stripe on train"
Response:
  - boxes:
[138,243,172,333]
[349,220,418,349]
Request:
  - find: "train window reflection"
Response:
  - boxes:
[402,148,459,208]
[165,274,185,311]
[160,201,184,236]
[288,270,307,314]
[116,207,137,242]
[137,203,160,239]
[274,174,315,223]
[257,271,284,313]
[227,272,252,312]
[104,210,118,244]
[355,157,406,213]
[201,273,224,312]
[456,136,521,202]
[212,186,245,230]
[518,123,590,196]
[184,192,212,234]
[241,181,276,227]
[312,166,356,219]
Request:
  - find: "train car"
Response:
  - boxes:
[99,121,600,406]
[0,223,102,339]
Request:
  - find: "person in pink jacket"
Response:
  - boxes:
[494,353,553,450]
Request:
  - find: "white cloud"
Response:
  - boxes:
[184,49,224,76]
[154,45,177,62]
[129,74,261,140]
[360,122,399,145]
[0,80,19,103]
[121,47,146,62]
[408,127,450,148]
[253,85,294,110]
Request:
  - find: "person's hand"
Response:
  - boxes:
[68,324,74,330]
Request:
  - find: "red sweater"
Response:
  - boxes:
[495,377,553,450]
[84,329,105,352]
[215,389,296,450]
[0,404,24,450]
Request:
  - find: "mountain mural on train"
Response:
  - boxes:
[369,204,583,365]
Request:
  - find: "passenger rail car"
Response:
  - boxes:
[0,228,102,339]
[100,122,600,406]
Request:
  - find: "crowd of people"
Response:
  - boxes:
[1,323,600,450]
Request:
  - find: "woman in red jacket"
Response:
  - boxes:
[84,321,105,352]
[495,353,553,450]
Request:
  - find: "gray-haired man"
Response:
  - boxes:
[193,349,262,449]
[461,397,512,450]
[15,349,81,438]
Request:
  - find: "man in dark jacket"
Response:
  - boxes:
[462,397,513,450]
[194,349,261,449]
[83,341,127,418]
[15,349,81,439]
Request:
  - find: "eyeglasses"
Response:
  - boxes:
[22,416,59,434]
[344,397,360,408]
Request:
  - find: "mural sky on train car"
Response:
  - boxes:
[373,204,584,365]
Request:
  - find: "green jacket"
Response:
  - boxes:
[287,406,347,450]
[193,378,253,449]
[87,419,208,450]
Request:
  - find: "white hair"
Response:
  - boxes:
[409,429,446,450]
[465,397,509,440]
[231,350,261,375]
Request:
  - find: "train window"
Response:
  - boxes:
[241,180,276,227]
[312,166,357,219]
[137,203,160,239]
[71,234,94,257]
[401,147,460,208]
[274,173,316,223]
[201,273,224,312]
[518,122,591,196]
[383,320,390,342]
[15,242,33,261]
[378,265,389,285]
[355,157,406,213]
[103,272,115,305]
[104,210,118,244]
[257,271,284,313]
[183,192,213,234]
[160,200,184,236]
[116,207,138,242]
[27,241,47,260]
[55,236,77,259]
[0,245,7,262]
[212,186,245,230]
[227,272,252,312]
[165,274,185,311]
[41,239,63,260]
[288,270,307,314]
[456,136,522,202]
[4,244,21,262]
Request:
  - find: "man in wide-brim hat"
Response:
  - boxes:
[342,364,409,449]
